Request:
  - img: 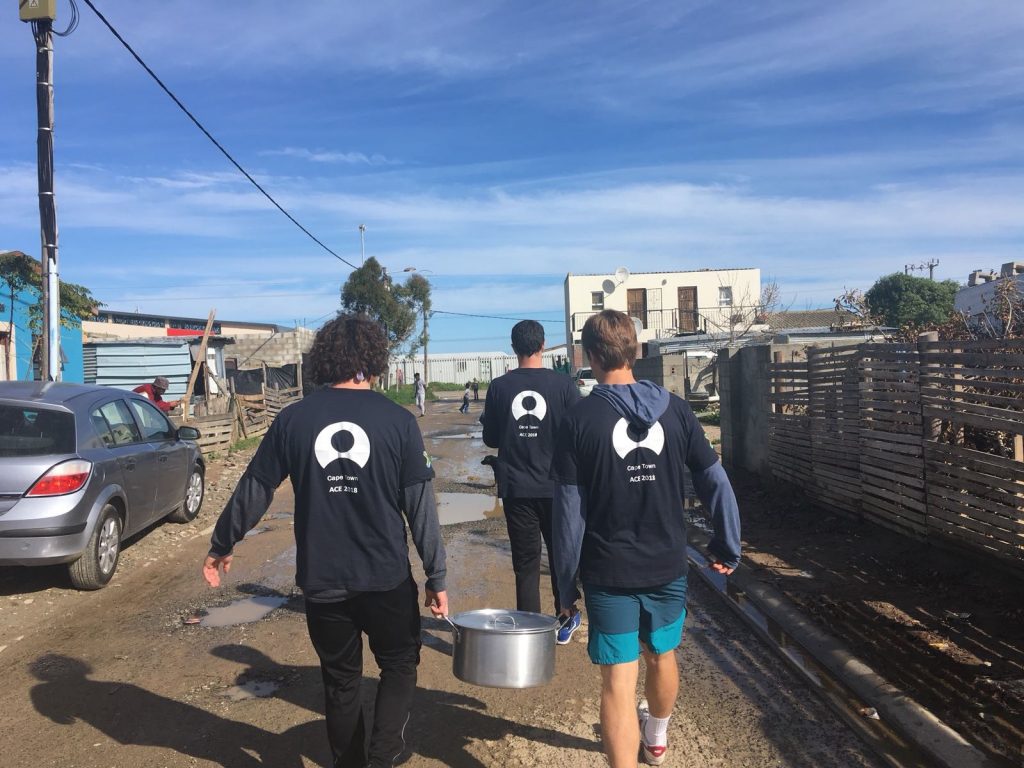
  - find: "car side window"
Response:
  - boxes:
[128,399,176,442]
[97,401,142,446]
[90,409,116,448]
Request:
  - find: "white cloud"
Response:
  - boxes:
[260,148,399,166]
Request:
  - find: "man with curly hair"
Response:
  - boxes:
[203,314,447,768]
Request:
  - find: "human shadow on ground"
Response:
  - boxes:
[28,653,316,768]
[212,644,602,768]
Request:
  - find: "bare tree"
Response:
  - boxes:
[701,276,783,349]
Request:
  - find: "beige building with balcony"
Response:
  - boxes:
[564,268,761,368]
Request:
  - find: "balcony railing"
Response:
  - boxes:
[570,305,762,338]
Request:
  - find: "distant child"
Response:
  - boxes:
[459,382,471,414]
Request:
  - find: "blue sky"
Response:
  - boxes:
[2,1,1024,352]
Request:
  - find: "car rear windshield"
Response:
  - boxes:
[0,405,76,457]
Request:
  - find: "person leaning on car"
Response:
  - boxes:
[133,376,180,413]
[202,314,447,768]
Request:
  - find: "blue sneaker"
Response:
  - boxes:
[557,610,581,645]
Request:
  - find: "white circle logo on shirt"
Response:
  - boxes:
[511,390,547,421]
[314,422,371,469]
[611,418,665,459]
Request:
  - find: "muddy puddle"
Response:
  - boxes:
[200,595,289,628]
[436,493,502,525]
[221,678,282,700]
[430,431,483,440]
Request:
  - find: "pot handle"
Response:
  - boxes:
[492,614,518,629]
[443,614,459,640]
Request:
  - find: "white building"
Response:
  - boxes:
[390,346,567,385]
[564,268,761,369]
[955,262,1024,329]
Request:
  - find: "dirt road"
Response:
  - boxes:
[0,394,883,767]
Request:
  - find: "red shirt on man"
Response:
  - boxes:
[133,383,175,413]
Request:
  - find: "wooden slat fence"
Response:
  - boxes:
[765,338,1024,568]
[919,339,1024,563]
[172,389,302,455]
[858,343,926,536]
[768,360,810,485]
[807,346,863,516]
[266,386,302,417]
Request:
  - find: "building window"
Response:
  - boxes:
[718,286,733,307]
[591,291,604,311]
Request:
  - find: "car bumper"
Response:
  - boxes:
[0,488,97,566]
[0,525,91,565]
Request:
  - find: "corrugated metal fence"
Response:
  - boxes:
[768,338,1024,567]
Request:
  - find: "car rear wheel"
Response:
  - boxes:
[168,464,204,524]
[69,504,121,590]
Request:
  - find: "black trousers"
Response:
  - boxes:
[503,497,578,614]
[305,576,421,768]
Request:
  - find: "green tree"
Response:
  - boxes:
[865,273,959,328]
[339,257,417,355]
[403,272,432,355]
[1,250,100,378]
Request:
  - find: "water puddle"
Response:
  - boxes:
[200,595,289,628]
[244,527,269,538]
[221,679,281,700]
[436,493,502,525]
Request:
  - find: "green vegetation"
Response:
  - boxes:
[696,409,721,426]
[865,273,959,328]
[430,382,477,391]
[381,383,482,405]
[231,436,263,453]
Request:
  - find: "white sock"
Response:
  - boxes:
[644,714,671,747]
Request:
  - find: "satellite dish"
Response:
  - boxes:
[614,266,630,285]
[632,317,644,336]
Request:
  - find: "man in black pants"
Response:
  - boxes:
[203,315,448,768]
[481,320,581,642]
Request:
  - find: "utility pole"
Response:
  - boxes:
[925,258,939,280]
[358,224,366,266]
[22,1,61,380]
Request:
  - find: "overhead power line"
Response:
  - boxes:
[79,0,358,270]
[432,310,563,324]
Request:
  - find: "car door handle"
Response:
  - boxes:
[125,459,136,471]
[159,455,168,463]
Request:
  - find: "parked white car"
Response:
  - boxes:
[574,367,597,396]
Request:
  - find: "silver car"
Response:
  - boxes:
[0,382,205,589]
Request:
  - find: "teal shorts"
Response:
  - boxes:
[583,576,688,665]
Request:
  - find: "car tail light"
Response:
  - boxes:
[26,459,93,497]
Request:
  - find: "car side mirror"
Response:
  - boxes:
[177,426,201,441]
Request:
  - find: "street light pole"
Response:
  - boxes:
[358,224,366,266]
[25,12,61,380]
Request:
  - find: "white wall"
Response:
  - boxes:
[955,274,1024,322]
[390,351,566,385]
[564,268,761,350]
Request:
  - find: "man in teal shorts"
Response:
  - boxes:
[552,310,741,767]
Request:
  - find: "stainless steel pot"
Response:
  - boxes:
[445,609,561,689]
